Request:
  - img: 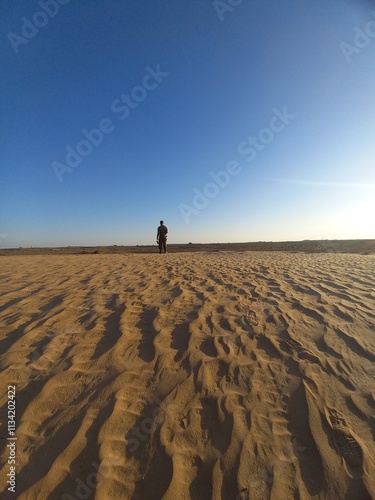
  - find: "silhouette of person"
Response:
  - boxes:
[157,220,168,253]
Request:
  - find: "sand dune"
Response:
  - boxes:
[0,251,374,499]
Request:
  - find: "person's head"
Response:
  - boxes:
[160,220,163,225]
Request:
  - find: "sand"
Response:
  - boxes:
[0,251,374,499]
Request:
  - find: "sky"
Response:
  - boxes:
[1,0,375,247]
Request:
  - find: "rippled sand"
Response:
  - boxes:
[0,252,374,499]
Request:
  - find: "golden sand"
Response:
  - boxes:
[0,252,374,499]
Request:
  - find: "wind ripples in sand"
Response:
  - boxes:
[0,252,374,499]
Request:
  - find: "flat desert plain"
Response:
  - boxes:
[0,251,374,499]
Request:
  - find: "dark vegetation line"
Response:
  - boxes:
[1,240,374,256]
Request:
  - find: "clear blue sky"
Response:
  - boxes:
[1,0,374,247]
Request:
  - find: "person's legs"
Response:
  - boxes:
[158,239,162,253]
[163,239,167,253]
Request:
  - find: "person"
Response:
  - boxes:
[157,220,168,253]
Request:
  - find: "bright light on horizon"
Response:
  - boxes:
[1,1,375,247]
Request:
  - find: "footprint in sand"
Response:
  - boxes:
[325,407,364,472]
[283,338,320,364]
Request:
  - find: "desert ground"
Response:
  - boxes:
[1,239,375,256]
[0,250,374,499]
